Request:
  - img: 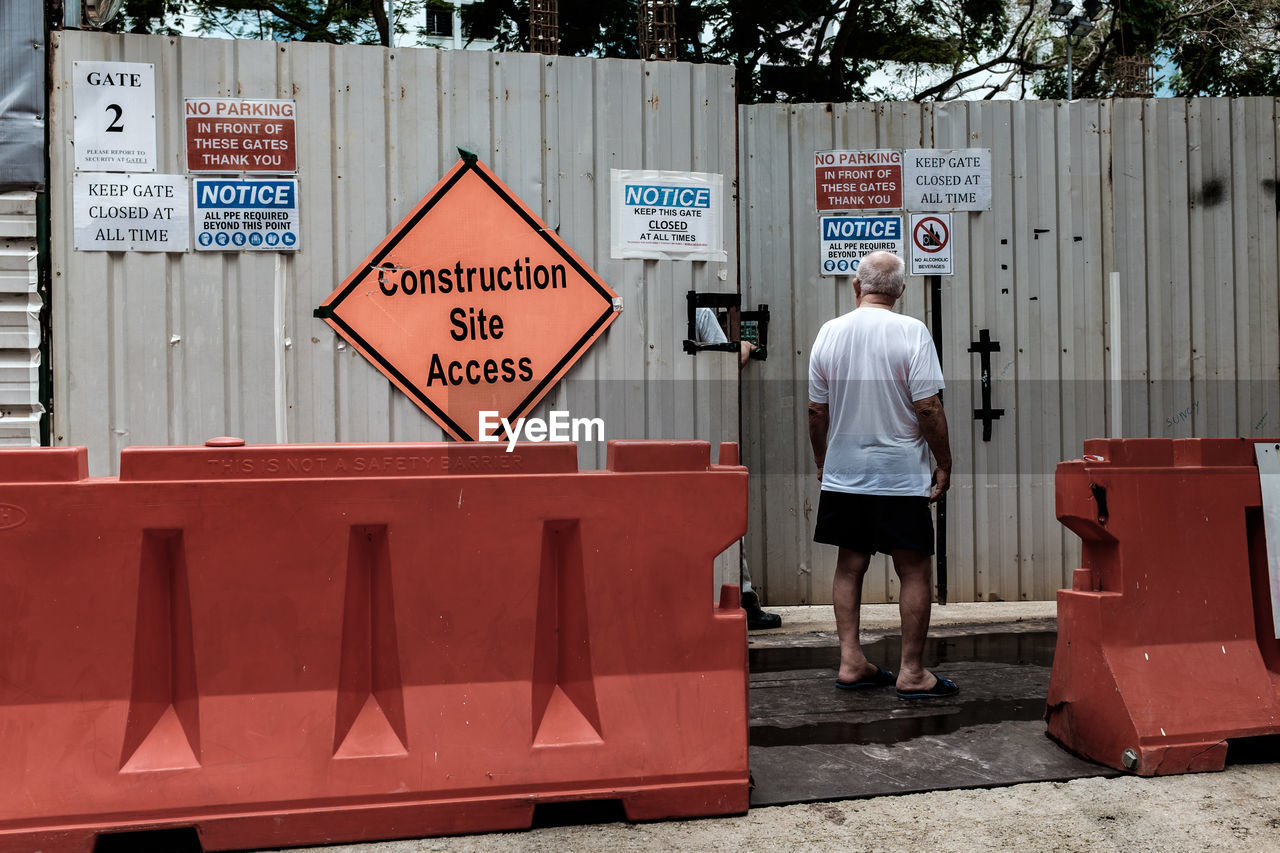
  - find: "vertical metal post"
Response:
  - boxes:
[929,274,947,605]
[1108,271,1123,437]
[36,192,52,447]
[1066,37,1073,100]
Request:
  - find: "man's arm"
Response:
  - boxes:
[912,394,952,502]
[807,401,829,481]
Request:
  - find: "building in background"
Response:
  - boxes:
[421,0,496,51]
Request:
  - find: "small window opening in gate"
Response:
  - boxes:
[94,827,202,853]
[683,290,769,361]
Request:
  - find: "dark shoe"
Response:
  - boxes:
[742,590,782,630]
[835,665,896,690]
[896,674,959,699]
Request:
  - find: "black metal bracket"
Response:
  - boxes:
[683,291,769,361]
[967,328,1005,441]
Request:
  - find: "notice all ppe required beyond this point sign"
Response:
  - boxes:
[193,178,300,251]
[819,215,903,276]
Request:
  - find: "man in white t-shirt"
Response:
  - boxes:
[807,251,956,698]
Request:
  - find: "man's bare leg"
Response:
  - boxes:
[833,547,881,683]
[891,548,940,690]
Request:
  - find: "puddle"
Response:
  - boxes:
[749,631,1057,674]
[749,632,1056,749]
[750,698,1046,748]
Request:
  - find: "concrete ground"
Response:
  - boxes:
[271,603,1280,853]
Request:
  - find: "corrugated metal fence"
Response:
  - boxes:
[739,99,1280,605]
[48,31,740,469]
[41,34,1280,603]
[0,192,41,446]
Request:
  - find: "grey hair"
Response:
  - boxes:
[855,251,906,298]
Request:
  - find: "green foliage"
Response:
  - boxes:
[461,0,641,56]
[187,1,419,43]
[1169,43,1280,97]
[113,0,1280,100]
[113,0,426,44]
[105,0,187,34]
[1163,0,1280,96]
[1031,0,1280,99]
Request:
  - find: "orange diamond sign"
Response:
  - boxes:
[317,155,620,441]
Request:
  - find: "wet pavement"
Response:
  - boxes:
[747,628,1119,806]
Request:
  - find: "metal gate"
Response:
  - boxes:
[739,98,1280,604]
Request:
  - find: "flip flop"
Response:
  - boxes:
[835,665,896,690]
[896,675,959,699]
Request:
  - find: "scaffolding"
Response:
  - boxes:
[529,0,559,55]
[637,0,676,61]
[1110,55,1155,98]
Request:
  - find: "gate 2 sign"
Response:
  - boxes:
[73,61,157,173]
[317,155,621,442]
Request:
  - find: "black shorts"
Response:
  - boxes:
[813,491,935,556]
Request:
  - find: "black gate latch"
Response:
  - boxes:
[968,328,1005,441]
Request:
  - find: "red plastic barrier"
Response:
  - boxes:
[1047,438,1280,775]
[0,439,748,852]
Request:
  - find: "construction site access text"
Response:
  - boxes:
[375,258,568,388]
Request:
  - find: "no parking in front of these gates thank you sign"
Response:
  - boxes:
[184,98,297,173]
[316,155,621,441]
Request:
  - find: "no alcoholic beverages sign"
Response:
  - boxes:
[317,155,621,441]
[909,213,953,275]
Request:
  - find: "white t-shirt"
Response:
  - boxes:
[808,306,944,496]
[695,307,726,344]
